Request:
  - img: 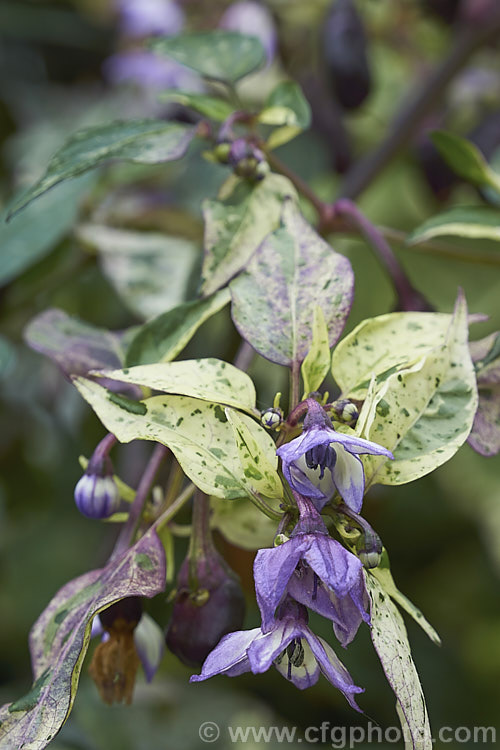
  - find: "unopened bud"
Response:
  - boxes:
[261,407,283,429]
[330,399,359,426]
[358,548,382,569]
[74,461,120,520]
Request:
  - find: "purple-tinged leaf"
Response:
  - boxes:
[25,308,127,377]
[468,332,500,456]
[0,527,165,750]
[230,200,354,366]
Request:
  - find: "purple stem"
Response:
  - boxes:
[333,199,432,312]
[112,443,168,558]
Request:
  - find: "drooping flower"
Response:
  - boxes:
[277,399,393,512]
[253,492,369,645]
[190,597,363,709]
[91,601,165,686]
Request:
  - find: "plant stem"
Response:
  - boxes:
[338,18,500,200]
[233,339,255,371]
[265,150,327,217]
[112,443,168,557]
[332,199,432,311]
[289,361,301,412]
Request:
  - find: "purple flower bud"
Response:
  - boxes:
[220,1,277,64]
[116,0,185,38]
[74,455,120,520]
[261,407,283,429]
[165,552,246,667]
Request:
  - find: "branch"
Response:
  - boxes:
[338,16,500,200]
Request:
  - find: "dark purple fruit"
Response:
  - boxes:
[322,0,372,111]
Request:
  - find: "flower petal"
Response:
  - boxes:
[189,628,260,682]
[134,613,165,682]
[254,538,309,631]
[332,445,365,512]
[303,536,363,598]
[247,619,298,673]
[287,567,344,627]
[330,431,394,458]
[303,630,364,711]
[273,638,320,689]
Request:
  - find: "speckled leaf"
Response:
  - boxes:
[230,200,354,366]
[8,120,195,218]
[366,574,433,750]
[407,206,500,245]
[150,31,266,84]
[371,550,441,645]
[332,311,453,400]
[159,91,234,121]
[359,294,478,485]
[468,332,500,456]
[225,408,282,499]
[431,130,500,193]
[24,308,128,377]
[301,305,331,397]
[77,224,199,321]
[210,496,279,550]
[0,527,165,750]
[202,174,297,296]
[74,378,260,499]
[93,358,256,414]
[125,290,230,366]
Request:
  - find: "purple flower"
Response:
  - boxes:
[92,611,164,682]
[219,1,277,64]
[277,399,393,512]
[253,493,369,645]
[116,0,184,38]
[104,50,201,91]
[190,598,363,708]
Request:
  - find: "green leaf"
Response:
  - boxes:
[259,81,312,150]
[125,290,230,366]
[8,120,195,218]
[346,295,478,485]
[407,206,500,245]
[210,495,278,550]
[301,305,331,397]
[371,550,441,645]
[93,358,256,414]
[74,378,264,500]
[0,175,92,286]
[230,200,354,366]
[202,173,297,296]
[365,573,433,750]
[76,224,199,321]
[159,90,234,121]
[225,408,282,499]
[0,527,165,750]
[150,31,266,84]
[431,130,500,193]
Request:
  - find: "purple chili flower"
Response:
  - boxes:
[277,399,393,512]
[219,1,277,64]
[116,0,185,38]
[253,493,369,645]
[190,597,363,708]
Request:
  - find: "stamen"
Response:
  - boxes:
[312,573,318,601]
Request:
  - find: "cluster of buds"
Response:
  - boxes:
[214,138,270,181]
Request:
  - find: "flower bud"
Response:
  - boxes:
[165,552,246,667]
[74,455,120,520]
[261,407,283,429]
[322,0,372,110]
[330,399,359,426]
[228,139,268,181]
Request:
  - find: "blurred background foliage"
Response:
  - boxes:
[1,0,500,748]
